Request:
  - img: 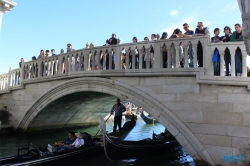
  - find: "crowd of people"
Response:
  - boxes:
[17,21,245,77]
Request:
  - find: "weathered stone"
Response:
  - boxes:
[172,110,202,123]
[165,77,196,85]
[200,84,210,94]
[139,77,165,86]
[227,125,250,138]
[162,84,200,94]
[161,101,201,111]
[178,94,218,102]
[232,137,250,148]
[233,103,250,112]
[218,94,250,103]
[150,94,177,102]
[201,102,233,112]
[210,85,233,94]
[202,111,243,125]
[204,145,232,165]
[195,133,232,147]
[185,123,227,136]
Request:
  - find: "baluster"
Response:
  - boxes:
[193,44,198,68]
[0,78,2,90]
[103,52,107,70]
[62,57,66,73]
[47,60,51,76]
[50,59,53,75]
[184,46,189,68]
[219,50,225,76]
[74,53,78,72]
[132,48,135,69]
[66,56,70,73]
[78,53,83,71]
[87,52,91,70]
[57,56,62,74]
[109,50,112,70]
[43,61,47,76]
[82,53,86,71]
[167,47,171,68]
[15,72,18,85]
[229,48,235,76]
[70,55,75,72]
[116,48,121,70]
[68,56,71,73]
[74,54,77,72]
[98,51,102,70]
[175,46,180,68]
[139,48,142,69]
[125,48,129,70]
[28,64,31,79]
[77,53,82,71]
[93,51,96,70]
[241,49,247,77]
[146,47,150,69]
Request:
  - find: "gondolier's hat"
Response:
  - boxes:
[75,132,83,139]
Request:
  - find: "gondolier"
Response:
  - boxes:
[110,98,126,135]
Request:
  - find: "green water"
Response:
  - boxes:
[0,119,195,166]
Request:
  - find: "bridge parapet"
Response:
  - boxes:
[0,36,247,93]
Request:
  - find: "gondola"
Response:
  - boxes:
[140,111,159,124]
[0,117,136,166]
[100,118,179,161]
[124,113,138,120]
[0,132,103,166]
[107,114,136,141]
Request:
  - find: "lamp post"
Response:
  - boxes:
[0,0,17,31]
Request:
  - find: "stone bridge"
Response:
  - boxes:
[0,36,250,165]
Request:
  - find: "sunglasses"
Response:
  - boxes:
[197,26,201,27]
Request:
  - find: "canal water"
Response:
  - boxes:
[0,117,195,166]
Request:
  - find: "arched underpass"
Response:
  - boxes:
[28,92,120,132]
[15,77,215,165]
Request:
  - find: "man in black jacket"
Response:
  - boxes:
[110,99,126,134]
[109,33,118,45]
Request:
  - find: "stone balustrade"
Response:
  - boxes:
[0,36,247,92]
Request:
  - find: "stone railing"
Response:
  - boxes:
[0,36,247,92]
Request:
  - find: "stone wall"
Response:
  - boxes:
[1,76,250,165]
[112,76,250,165]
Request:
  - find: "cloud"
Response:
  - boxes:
[132,28,140,31]
[222,2,238,12]
[161,11,199,33]
[170,10,179,16]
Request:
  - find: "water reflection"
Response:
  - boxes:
[0,118,195,166]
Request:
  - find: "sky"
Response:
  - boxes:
[0,0,242,74]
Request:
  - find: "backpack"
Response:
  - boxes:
[212,49,219,63]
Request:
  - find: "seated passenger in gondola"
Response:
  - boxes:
[55,131,76,147]
[47,132,85,153]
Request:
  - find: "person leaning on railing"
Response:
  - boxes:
[230,23,243,42]
[194,22,210,67]
[230,24,244,76]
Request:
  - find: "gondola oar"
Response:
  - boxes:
[94,113,112,138]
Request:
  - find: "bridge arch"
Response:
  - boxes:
[18,77,214,165]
